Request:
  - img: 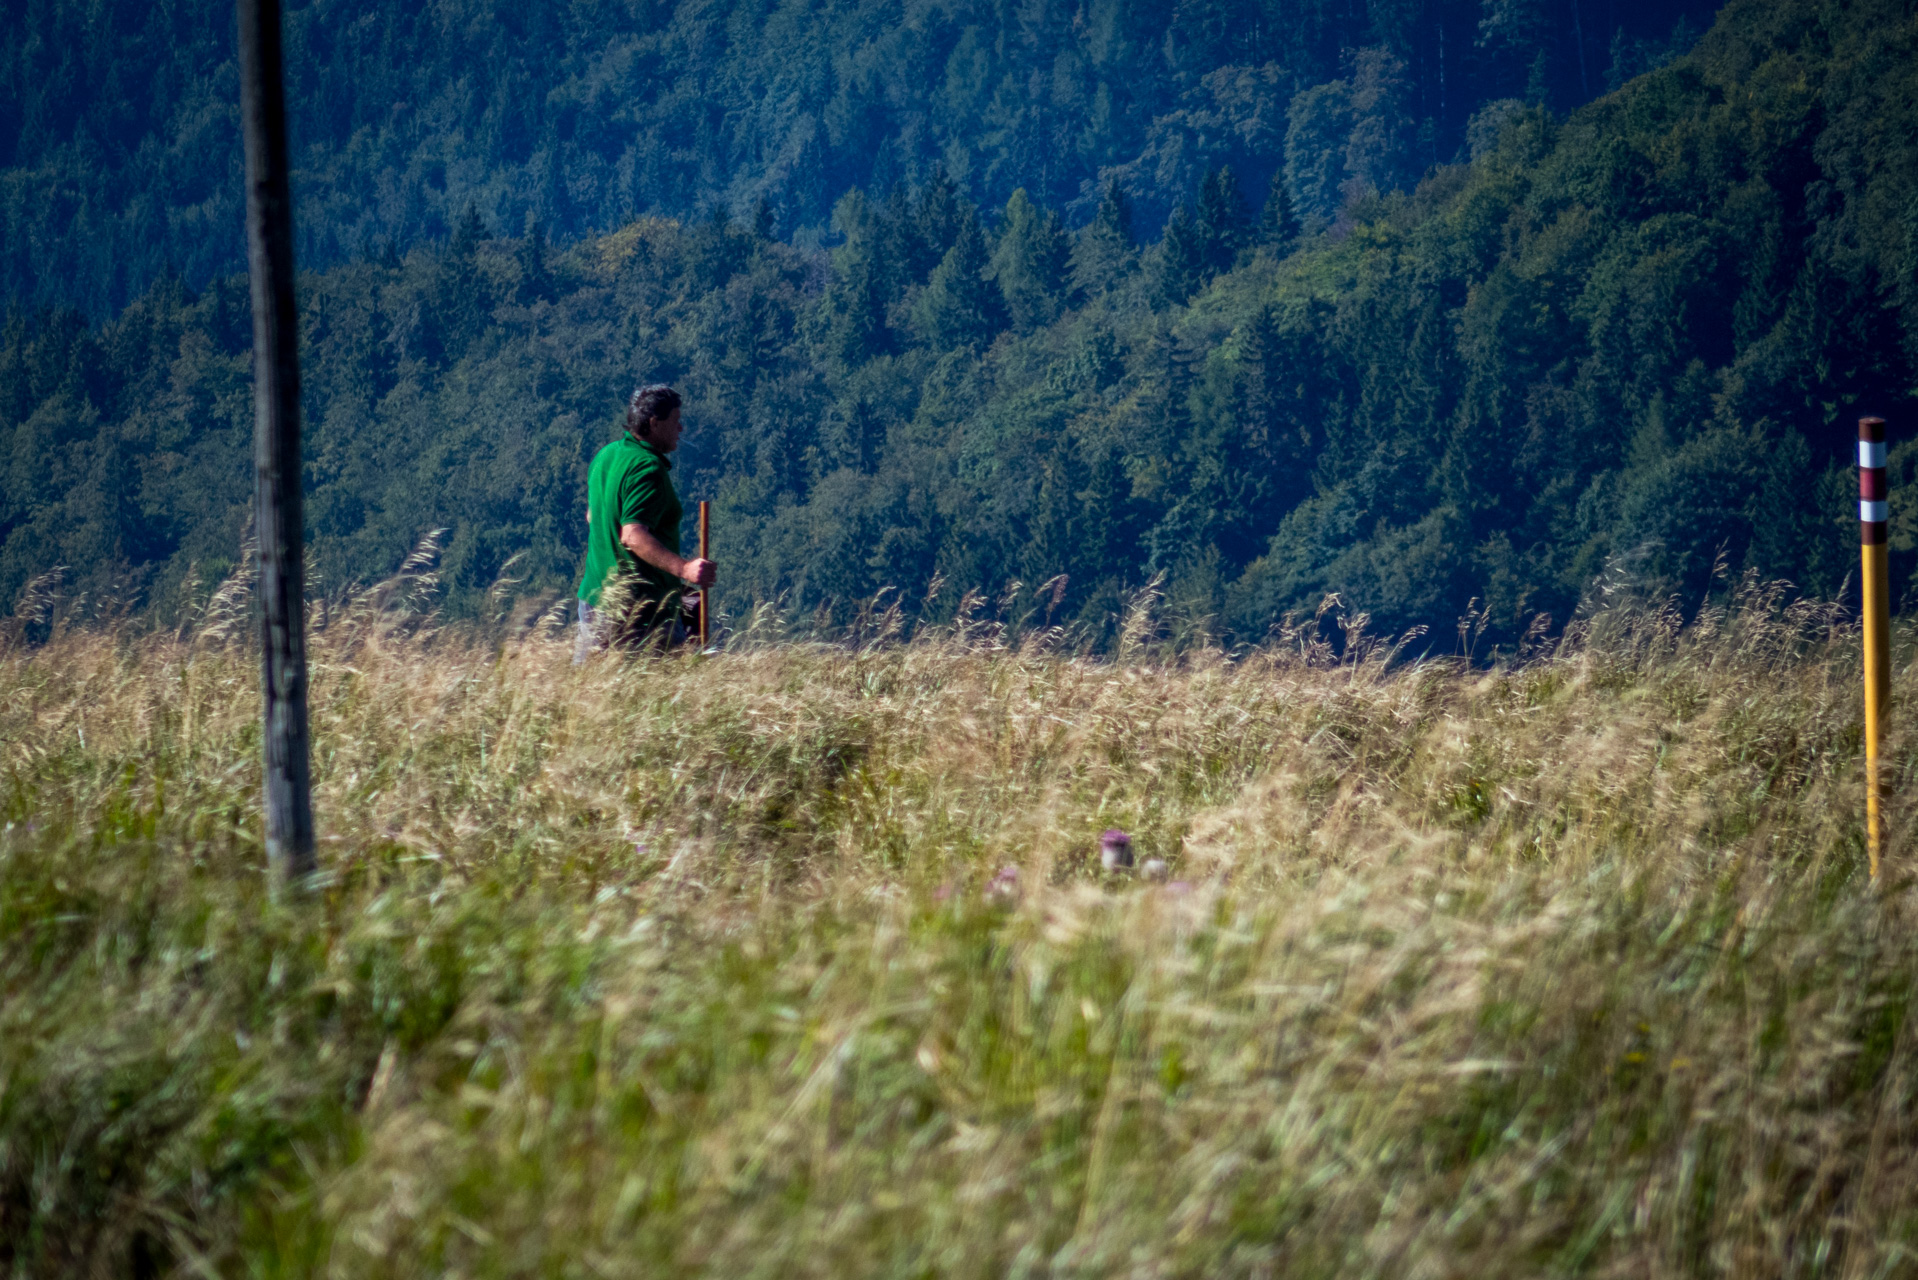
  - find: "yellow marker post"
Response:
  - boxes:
[698,498,713,652]
[1860,416,1890,878]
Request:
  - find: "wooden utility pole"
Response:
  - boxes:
[1860,415,1890,880]
[238,0,315,884]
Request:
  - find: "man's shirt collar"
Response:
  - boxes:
[624,432,673,468]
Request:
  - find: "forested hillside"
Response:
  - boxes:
[2,0,1713,317]
[4,0,1917,649]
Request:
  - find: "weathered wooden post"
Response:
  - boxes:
[1860,415,1890,880]
[238,0,316,884]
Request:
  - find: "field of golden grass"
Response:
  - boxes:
[4,580,1917,1277]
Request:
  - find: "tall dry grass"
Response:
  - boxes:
[3,575,1917,1278]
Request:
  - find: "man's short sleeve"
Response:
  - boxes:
[618,459,667,531]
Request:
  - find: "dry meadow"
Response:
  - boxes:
[4,577,1917,1278]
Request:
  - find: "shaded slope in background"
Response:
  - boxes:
[0,0,1717,316]
[2,0,1914,651]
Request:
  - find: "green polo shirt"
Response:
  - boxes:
[578,433,683,610]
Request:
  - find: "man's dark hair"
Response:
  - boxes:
[626,384,682,437]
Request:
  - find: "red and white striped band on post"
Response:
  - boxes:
[1861,416,1889,545]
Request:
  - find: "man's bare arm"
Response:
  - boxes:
[619,523,716,586]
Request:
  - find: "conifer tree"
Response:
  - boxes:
[877,184,919,298]
[989,189,1070,332]
[1156,203,1207,306]
[1195,166,1251,274]
[1240,304,1285,465]
[452,202,487,257]
[517,213,553,303]
[1137,322,1195,445]
[827,235,892,364]
[1070,179,1137,297]
[1098,179,1134,245]
[843,396,882,472]
[913,168,964,278]
[1234,302,1323,529]
[433,203,493,358]
[914,206,1003,350]
[1258,175,1301,252]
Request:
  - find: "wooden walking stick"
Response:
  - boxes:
[698,500,711,649]
[1860,416,1890,879]
[239,0,315,886]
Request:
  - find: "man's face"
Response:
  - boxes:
[647,406,684,452]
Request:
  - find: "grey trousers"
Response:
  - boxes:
[573,600,602,664]
[574,599,689,663]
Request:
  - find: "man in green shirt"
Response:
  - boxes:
[575,384,716,659]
